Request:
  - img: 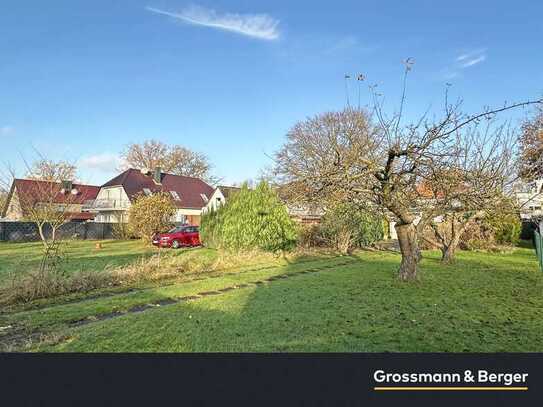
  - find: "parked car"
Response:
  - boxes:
[152,225,201,249]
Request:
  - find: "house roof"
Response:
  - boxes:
[13,179,100,205]
[102,168,215,209]
[216,185,241,199]
[67,212,96,221]
[1,178,100,218]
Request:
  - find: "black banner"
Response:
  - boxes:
[1,353,541,406]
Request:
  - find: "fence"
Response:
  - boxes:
[535,228,543,272]
[0,221,116,242]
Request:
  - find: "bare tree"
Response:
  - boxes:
[418,123,518,262]
[26,158,77,181]
[121,140,220,185]
[274,64,542,281]
[9,155,83,274]
[18,179,78,248]
[519,106,543,181]
[0,162,15,214]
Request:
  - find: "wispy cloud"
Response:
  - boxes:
[439,48,487,80]
[0,126,13,136]
[456,49,487,68]
[79,153,123,173]
[146,5,280,41]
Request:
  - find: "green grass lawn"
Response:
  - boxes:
[0,240,157,283]
[1,245,542,352]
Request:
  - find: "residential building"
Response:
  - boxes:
[1,179,100,221]
[515,179,543,219]
[203,185,241,213]
[86,168,215,225]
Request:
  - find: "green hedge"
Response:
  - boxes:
[200,182,297,252]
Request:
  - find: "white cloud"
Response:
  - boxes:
[456,49,487,68]
[439,48,487,80]
[460,55,486,68]
[0,126,13,135]
[79,153,123,173]
[146,5,280,40]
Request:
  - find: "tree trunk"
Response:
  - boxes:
[37,223,48,249]
[440,232,462,263]
[441,245,455,263]
[395,222,419,281]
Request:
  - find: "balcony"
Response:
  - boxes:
[82,199,131,211]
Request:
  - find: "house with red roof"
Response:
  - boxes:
[1,179,100,221]
[87,167,216,225]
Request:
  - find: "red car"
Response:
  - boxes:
[152,225,201,249]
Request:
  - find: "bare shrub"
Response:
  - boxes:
[296,224,326,249]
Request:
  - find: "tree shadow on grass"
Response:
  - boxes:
[49,249,543,353]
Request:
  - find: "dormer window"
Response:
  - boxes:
[200,193,209,203]
[170,191,181,201]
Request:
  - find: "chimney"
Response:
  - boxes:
[153,167,162,184]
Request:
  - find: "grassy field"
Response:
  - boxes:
[1,242,542,352]
[0,240,157,283]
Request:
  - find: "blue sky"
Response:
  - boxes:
[1,0,542,186]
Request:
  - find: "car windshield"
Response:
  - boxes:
[167,227,186,233]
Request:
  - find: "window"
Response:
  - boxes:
[143,188,152,196]
[200,193,209,203]
[170,191,181,201]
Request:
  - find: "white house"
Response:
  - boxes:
[85,168,215,225]
[203,185,241,213]
[515,179,543,220]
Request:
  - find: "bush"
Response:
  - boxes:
[486,213,521,246]
[200,181,297,252]
[296,224,327,249]
[319,203,384,254]
[461,212,521,250]
[127,192,177,243]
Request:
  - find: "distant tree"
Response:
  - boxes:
[121,140,219,185]
[127,192,177,243]
[0,164,12,214]
[26,159,77,181]
[0,189,8,217]
[519,107,543,181]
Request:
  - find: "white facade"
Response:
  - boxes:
[89,186,208,224]
[203,188,226,213]
[515,179,543,219]
[90,186,131,223]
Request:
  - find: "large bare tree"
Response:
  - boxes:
[121,140,219,185]
[274,65,542,280]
